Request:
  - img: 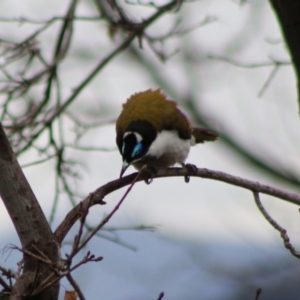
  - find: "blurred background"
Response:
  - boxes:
[0,0,300,299]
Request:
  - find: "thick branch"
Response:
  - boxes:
[55,167,300,244]
[269,0,300,110]
[0,123,59,299]
[0,124,54,250]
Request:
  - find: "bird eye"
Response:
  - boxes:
[131,143,143,158]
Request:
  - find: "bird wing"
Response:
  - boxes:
[192,127,218,143]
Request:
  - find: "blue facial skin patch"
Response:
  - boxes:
[131,142,143,158]
[122,144,125,155]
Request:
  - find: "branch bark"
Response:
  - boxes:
[0,123,60,299]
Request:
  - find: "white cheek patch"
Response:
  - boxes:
[146,130,191,163]
[123,131,142,143]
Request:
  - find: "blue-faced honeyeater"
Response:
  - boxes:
[116,89,218,178]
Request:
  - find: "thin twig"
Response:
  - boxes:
[69,230,138,251]
[69,252,102,273]
[21,154,57,168]
[74,170,143,255]
[66,273,85,300]
[0,15,101,24]
[253,192,300,259]
[157,292,164,300]
[208,55,290,97]
[208,55,291,68]
[31,272,61,296]
[257,64,280,97]
[65,144,116,152]
[254,288,262,300]
[67,195,93,264]
[0,275,10,291]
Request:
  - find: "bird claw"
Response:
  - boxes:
[185,163,198,173]
[184,175,190,183]
[145,177,153,185]
[141,166,157,185]
[181,163,198,183]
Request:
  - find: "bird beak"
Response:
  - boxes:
[120,161,129,178]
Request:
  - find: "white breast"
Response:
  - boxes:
[146,130,191,166]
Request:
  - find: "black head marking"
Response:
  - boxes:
[122,133,144,163]
[121,120,157,164]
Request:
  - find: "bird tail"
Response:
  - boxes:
[192,127,218,144]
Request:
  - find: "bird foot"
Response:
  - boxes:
[140,166,157,184]
[181,163,198,183]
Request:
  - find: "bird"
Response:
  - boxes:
[116,89,218,178]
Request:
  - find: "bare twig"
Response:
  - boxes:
[66,195,93,264]
[66,273,85,300]
[0,15,101,24]
[253,192,300,259]
[0,275,11,291]
[0,265,14,288]
[10,243,102,297]
[69,252,103,272]
[102,224,156,232]
[208,55,291,68]
[74,170,143,255]
[257,64,279,97]
[73,230,138,251]
[65,144,116,152]
[31,272,62,297]
[254,288,262,300]
[157,292,165,300]
[208,55,291,97]
[21,154,57,168]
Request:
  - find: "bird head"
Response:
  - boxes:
[118,120,157,178]
[120,132,146,177]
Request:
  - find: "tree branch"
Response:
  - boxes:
[66,274,85,300]
[0,123,60,299]
[253,191,300,259]
[269,0,300,110]
[55,167,300,244]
